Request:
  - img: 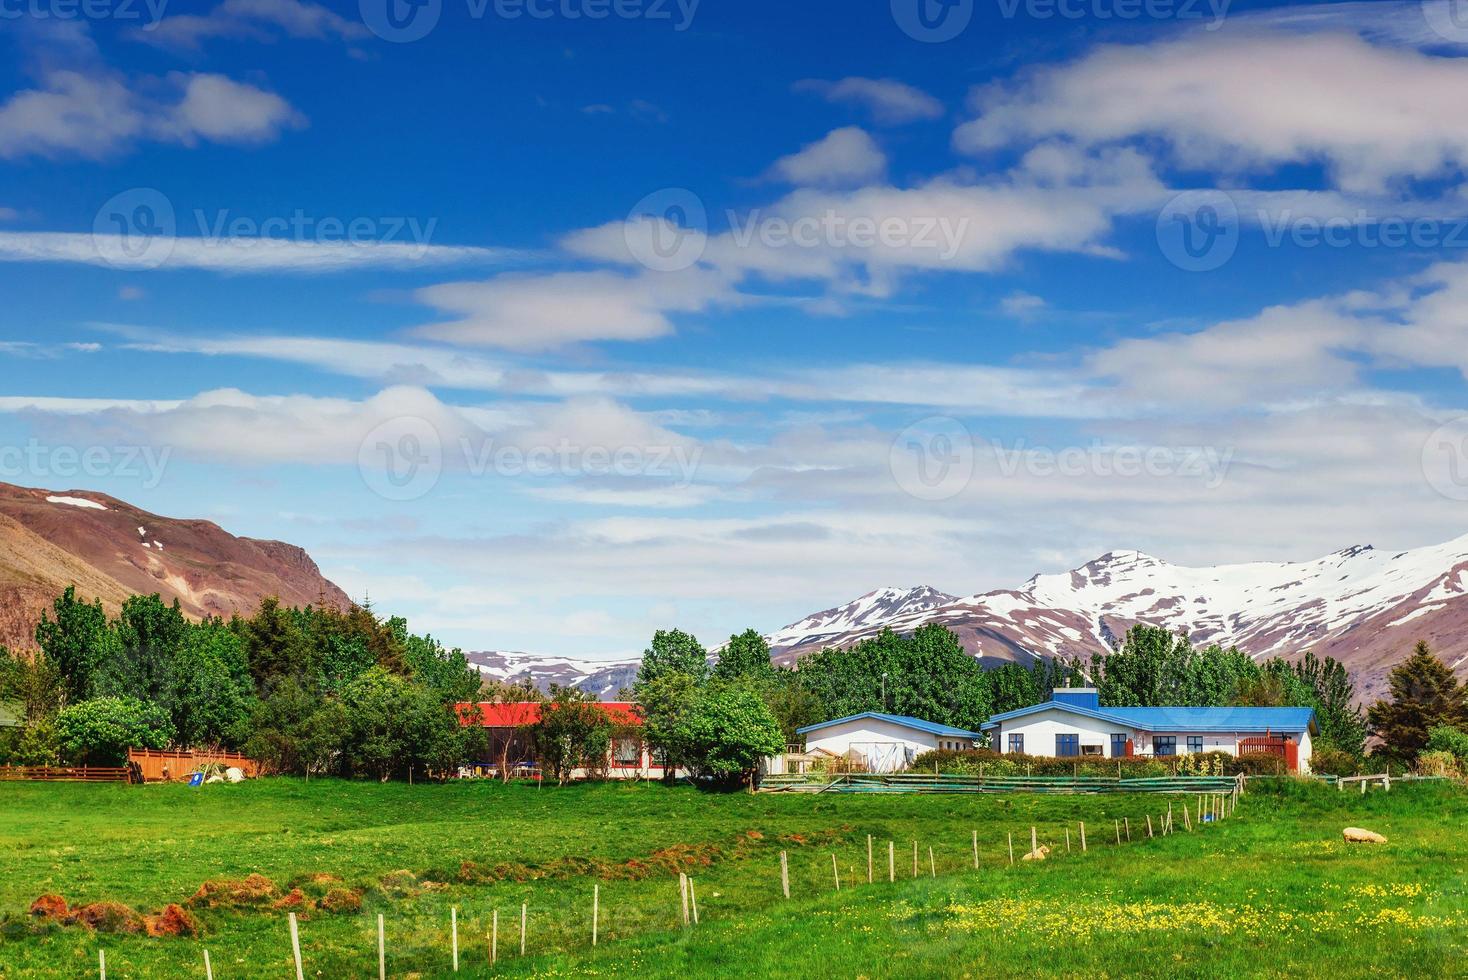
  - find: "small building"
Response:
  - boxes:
[795,712,980,773]
[455,701,668,780]
[981,688,1317,772]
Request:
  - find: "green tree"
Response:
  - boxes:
[1367,642,1468,761]
[636,629,708,686]
[97,594,189,706]
[531,686,613,785]
[34,587,111,704]
[714,629,774,681]
[1291,652,1367,757]
[55,696,172,765]
[673,682,784,786]
[0,647,63,724]
[635,671,701,781]
[167,619,254,748]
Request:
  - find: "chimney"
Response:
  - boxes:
[1052,687,1100,711]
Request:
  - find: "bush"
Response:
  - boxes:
[55,697,172,765]
[1425,725,1468,762]
[1416,749,1461,778]
[1309,747,1363,777]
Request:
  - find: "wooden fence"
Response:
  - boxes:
[760,772,1244,795]
[127,749,261,782]
[0,765,130,783]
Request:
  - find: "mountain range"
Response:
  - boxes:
[474,535,1468,704]
[0,482,350,650]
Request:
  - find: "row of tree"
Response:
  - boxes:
[0,588,485,779]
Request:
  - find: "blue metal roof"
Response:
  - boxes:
[979,700,1316,735]
[796,712,980,738]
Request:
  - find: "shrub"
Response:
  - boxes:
[1416,749,1461,778]
[1309,747,1363,777]
[55,697,172,766]
[1425,725,1468,762]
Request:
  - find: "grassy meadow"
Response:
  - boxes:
[0,778,1464,978]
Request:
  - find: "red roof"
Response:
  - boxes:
[456,701,642,728]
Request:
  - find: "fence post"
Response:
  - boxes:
[888,841,895,882]
[1008,832,1014,865]
[98,950,106,980]
[780,851,790,899]
[972,829,979,869]
[690,878,699,925]
[1146,815,1153,838]
[377,914,385,980]
[1080,822,1087,852]
[491,910,498,966]
[1124,817,1131,841]
[452,907,459,972]
[592,884,599,946]
[1065,828,1071,853]
[912,840,918,879]
[289,912,305,980]
[204,949,214,980]
[521,903,527,957]
[680,872,689,925]
[867,834,873,884]
[928,846,936,878]
[1031,826,1037,856]
[1114,819,1120,845]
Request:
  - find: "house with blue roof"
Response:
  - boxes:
[795,712,980,773]
[982,689,1318,772]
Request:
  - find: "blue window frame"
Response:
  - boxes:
[1154,736,1178,757]
[1187,736,1204,753]
[1007,733,1024,754]
[1056,733,1080,757]
[1110,734,1129,757]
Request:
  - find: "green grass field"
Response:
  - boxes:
[0,778,1464,978]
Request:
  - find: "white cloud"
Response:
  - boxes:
[413,268,737,351]
[769,127,887,186]
[163,73,306,145]
[0,69,304,160]
[793,77,944,125]
[956,28,1468,192]
[134,0,369,51]
[0,232,513,273]
[1001,291,1046,317]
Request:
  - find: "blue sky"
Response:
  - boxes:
[5,0,1468,658]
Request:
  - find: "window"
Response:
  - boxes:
[1007,733,1024,754]
[1081,743,1103,756]
[1110,734,1129,758]
[1056,733,1080,757]
[1187,736,1204,754]
[1154,736,1177,757]
[613,738,641,766]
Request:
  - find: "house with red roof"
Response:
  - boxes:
[455,701,667,780]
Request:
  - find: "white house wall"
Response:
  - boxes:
[992,707,1313,772]
[805,719,953,772]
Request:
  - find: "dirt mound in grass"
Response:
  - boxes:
[28,895,68,919]
[145,904,199,937]
[379,870,421,897]
[271,888,309,911]
[72,901,146,934]
[190,873,278,908]
[320,888,363,913]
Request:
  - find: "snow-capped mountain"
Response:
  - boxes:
[467,651,637,700]
[764,586,958,653]
[468,534,1468,702]
[767,537,1468,702]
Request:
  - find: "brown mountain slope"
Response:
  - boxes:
[0,483,350,650]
